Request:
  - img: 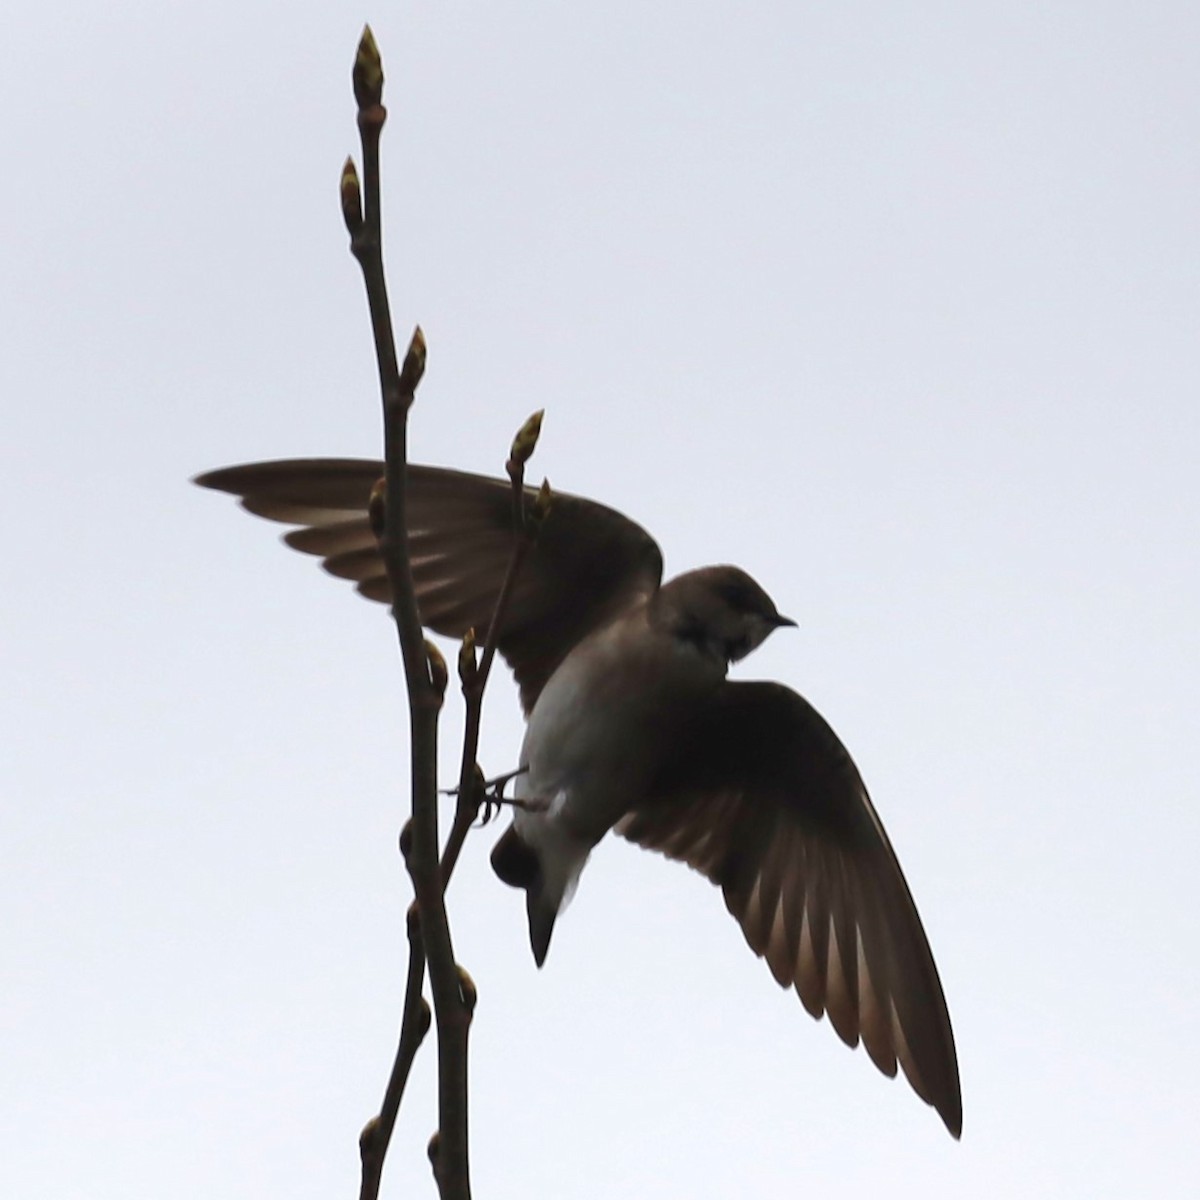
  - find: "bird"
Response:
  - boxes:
[195,457,962,1137]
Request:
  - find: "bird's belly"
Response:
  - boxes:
[516,626,719,841]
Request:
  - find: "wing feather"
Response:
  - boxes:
[616,680,961,1137]
[196,458,663,711]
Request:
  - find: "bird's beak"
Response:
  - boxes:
[772,613,797,629]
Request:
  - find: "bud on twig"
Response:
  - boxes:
[399,326,427,394]
[531,477,554,525]
[458,628,477,689]
[359,1116,380,1154]
[425,640,448,699]
[457,965,478,1016]
[427,1130,441,1171]
[353,25,385,110]
[340,157,363,234]
[368,477,387,540]
[508,409,544,472]
[399,819,414,861]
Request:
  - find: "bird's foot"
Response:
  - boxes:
[441,765,535,826]
[440,763,527,800]
[476,792,551,825]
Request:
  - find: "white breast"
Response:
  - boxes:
[515,610,723,842]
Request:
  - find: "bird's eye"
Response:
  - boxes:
[720,583,753,611]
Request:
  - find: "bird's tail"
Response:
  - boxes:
[490,823,585,967]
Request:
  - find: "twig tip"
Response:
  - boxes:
[353,26,385,110]
[508,409,545,470]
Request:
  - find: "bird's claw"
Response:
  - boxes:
[449,765,532,827]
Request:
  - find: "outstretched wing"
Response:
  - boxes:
[195,459,663,711]
[617,680,961,1137]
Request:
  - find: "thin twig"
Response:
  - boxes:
[440,418,546,889]
[343,26,471,1200]
[358,897,429,1200]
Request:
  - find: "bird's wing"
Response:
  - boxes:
[195,459,663,711]
[616,680,961,1137]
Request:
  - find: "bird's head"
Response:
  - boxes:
[655,565,795,667]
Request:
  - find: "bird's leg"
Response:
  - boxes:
[440,764,543,825]
[440,763,528,800]
[474,793,551,826]
[440,764,552,826]
[480,764,529,797]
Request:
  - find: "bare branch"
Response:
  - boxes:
[345,25,471,1200]
[358,896,430,1200]
[439,413,548,891]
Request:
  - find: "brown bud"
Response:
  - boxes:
[352,26,384,110]
[359,1116,380,1155]
[457,964,478,1015]
[531,477,554,524]
[458,628,477,688]
[425,640,448,699]
[340,157,363,234]
[368,477,387,540]
[427,1130,441,1170]
[399,326,427,394]
[399,819,414,861]
[508,409,544,469]
[417,996,431,1037]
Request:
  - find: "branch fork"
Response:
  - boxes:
[343,25,547,1200]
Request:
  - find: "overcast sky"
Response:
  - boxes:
[4,3,1198,1197]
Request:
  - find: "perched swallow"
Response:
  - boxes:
[196,458,962,1137]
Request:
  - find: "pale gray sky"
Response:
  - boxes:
[4,3,1198,1197]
